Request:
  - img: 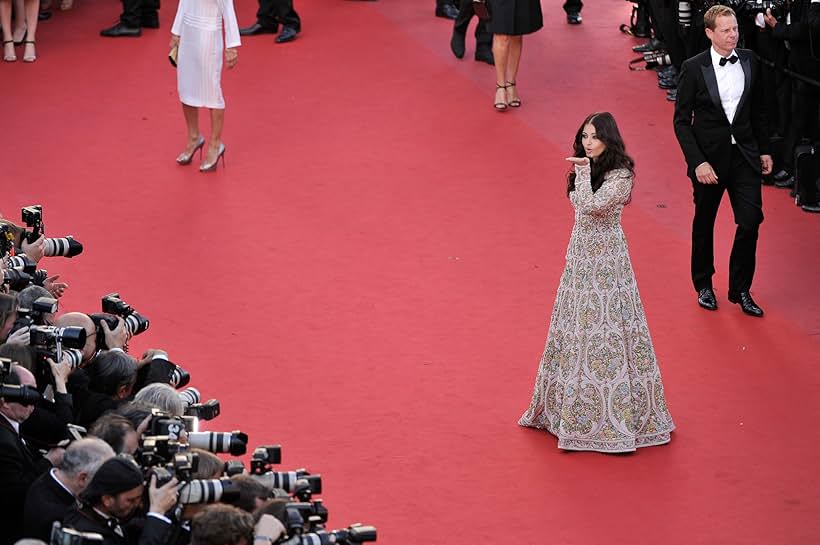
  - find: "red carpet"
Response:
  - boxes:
[4,0,820,543]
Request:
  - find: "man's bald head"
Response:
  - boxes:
[56,312,98,362]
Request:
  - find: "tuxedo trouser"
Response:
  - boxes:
[453,0,491,51]
[691,145,763,295]
[121,0,158,27]
[257,0,300,31]
[563,0,582,13]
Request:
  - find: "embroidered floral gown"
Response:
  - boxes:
[518,163,675,453]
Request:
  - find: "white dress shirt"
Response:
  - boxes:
[710,47,745,143]
[2,413,20,434]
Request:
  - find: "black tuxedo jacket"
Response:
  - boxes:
[63,506,173,545]
[674,48,770,180]
[0,416,52,545]
[24,470,77,541]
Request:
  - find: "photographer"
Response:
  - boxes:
[190,505,255,545]
[62,456,180,545]
[89,413,141,455]
[766,2,820,212]
[0,365,61,545]
[23,437,116,541]
[72,350,137,427]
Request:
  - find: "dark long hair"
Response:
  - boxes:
[566,112,635,197]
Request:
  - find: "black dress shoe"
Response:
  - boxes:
[140,13,159,28]
[801,202,820,213]
[100,23,142,37]
[474,49,494,65]
[435,3,459,19]
[275,26,298,43]
[633,38,665,53]
[773,169,791,182]
[666,88,678,102]
[728,291,763,317]
[566,12,582,24]
[450,31,465,59]
[38,10,52,20]
[774,176,794,188]
[239,22,277,36]
[698,288,718,311]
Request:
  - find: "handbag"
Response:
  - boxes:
[169,44,178,68]
[473,0,490,21]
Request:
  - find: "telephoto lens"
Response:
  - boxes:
[178,387,201,408]
[187,431,248,456]
[0,384,43,406]
[43,236,84,258]
[178,478,240,504]
[169,366,191,388]
[678,1,691,27]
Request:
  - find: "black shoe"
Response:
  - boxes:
[435,3,459,19]
[475,49,494,65]
[275,26,298,43]
[773,169,791,182]
[633,38,665,53]
[774,176,794,188]
[140,13,159,28]
[658,65,677,77]
[658,78,676,90]
[666,88,678,102]
[100,23,142,37]
[698,288,718,311]
[239,22,277,36]
[450,31,465,59]
[728,291,763,317]
[801,202,820,213]
[566,11,582,24]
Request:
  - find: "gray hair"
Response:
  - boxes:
[134,383,184,416]
[16,285,53,311]
[59,437,116,477]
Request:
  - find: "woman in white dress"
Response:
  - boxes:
[518,112,675,453]
[170,0,240,171]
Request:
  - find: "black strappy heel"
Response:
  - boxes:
[495,83,509,112]
[506,81,521,108]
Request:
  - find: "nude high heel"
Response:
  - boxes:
[199,143,226,172]
[176,135,206,165]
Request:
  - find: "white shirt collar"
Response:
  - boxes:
[50,468,77,498]
[1,413,20,434]
[711,47,738,67]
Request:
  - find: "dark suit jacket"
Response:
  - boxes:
[24,470,77,541]
[773,0,820,77]
[63,506,174,545]
[674,48,770,179]
[0,416,52,545]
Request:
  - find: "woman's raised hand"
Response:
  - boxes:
[566,157,590,166]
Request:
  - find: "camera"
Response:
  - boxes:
[284,524,377,545]
[188,431,248,456]
[2,268,47,292]
[224,460,245,477]
[179,387,221,421]
[0,357,43,406]
[50,523,103,545]
[29,325,86,372]
[252,472,323,501]
[101,293,149,337]
[250,445,283,472]
[21,204,84,257]
[178,477,241,504]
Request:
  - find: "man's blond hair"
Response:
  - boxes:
[704,5,736,30]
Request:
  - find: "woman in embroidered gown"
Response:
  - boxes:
[170,0,240,171]
[518,112,675,453]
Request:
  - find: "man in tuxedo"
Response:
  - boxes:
[674,5,772,317]
[100,0,160,37]
[24,438,115,541]
[0,365,55,545]
[449,0,493,64]
[62,457,179,545]
[239,0,301,44]
[564,0,582,24]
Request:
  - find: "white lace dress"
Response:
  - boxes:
[171,0,240,109]
[518,163,675,453]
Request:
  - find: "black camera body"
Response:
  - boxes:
[22,204,44,245]
[0,357,43,406]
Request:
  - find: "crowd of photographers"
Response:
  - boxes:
[628,0,820,213]
[0,206,376,545]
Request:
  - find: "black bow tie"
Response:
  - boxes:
[719,54,739,66]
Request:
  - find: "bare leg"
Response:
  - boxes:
[176,104,203,162]
[202,107,225,166]
[11,0,23,40]
[1,0,15,61]
[505,36,523,103]
[492,33,511,108]
[22,0,36,60]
